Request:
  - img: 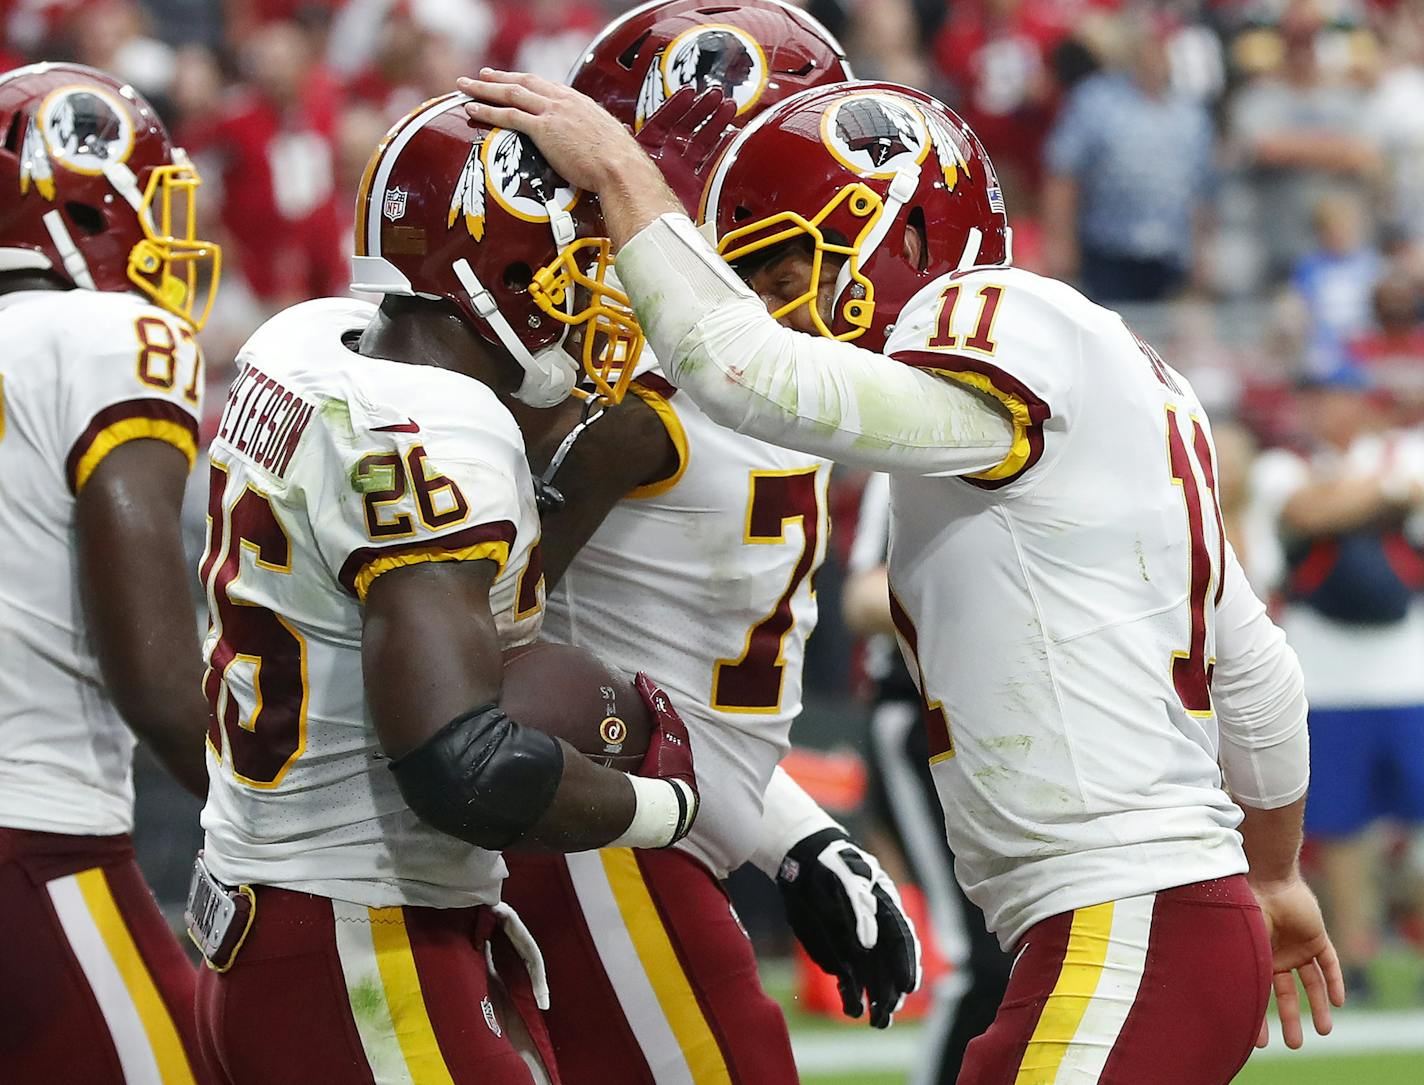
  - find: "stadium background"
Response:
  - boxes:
[5,0,1423,1080]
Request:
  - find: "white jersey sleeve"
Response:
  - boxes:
[32,291,202,493]
[614,214,1015,475]
[1213,543,1309,810]
[882,268,1086,489]
[296,372,534,606]
[0,290,202,837]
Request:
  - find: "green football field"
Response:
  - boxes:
[773,952,1424,1084]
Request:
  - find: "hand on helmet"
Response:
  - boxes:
[458,70,650,195]
[635,87,738,216]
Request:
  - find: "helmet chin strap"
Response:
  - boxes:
[453,257,577,408]
[42,209,96,290]
[833,162,920,322]
[957,227,983,271]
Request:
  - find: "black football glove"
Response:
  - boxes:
[777,828,922,1028]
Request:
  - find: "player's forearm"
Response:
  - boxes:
[1214,546,1310,809]
[512,745,639,850]
[590,144,684,250]
[843,567,896,637]
[531,395,680,588]
[1239,795,1308,888]
[615,215,1015,474]
[749,765,843,877]
[1280,474,1417,537]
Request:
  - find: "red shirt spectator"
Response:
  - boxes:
[932,0,1080,193]
[179,21,346,306]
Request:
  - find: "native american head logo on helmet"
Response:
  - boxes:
[40,88,132,169]
[822,93,929,177]
[635,23,769,129]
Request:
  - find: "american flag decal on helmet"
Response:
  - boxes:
[988,186,1005,214]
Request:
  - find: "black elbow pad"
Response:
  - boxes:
[389,704,564,850]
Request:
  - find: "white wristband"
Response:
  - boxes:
[607,776,694,849]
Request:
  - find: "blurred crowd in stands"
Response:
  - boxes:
[5,0,1423,1001]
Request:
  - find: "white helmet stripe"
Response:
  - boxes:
[365,93,463,258]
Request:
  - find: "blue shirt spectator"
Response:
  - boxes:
[1045,64,1214,301]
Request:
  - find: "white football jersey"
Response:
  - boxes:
[881,267,1251,946]
[543,372,828,877]
[198,298,544,909]
[0,290,202,836]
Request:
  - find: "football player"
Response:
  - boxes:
[189,96,697,1085]
[0,63,217,1084]
[461,73,1345,1081]
[498,6,919,1082]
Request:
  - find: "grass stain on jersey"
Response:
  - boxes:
[1135,536,1151,582]
[320,397,355,441]
[352,458,398,494]
[981,733,1033,754]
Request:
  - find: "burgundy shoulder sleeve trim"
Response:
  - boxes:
[891,349,1052,490]
[338,520,518,598]
[66,398,200,494]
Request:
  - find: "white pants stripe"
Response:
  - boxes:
[563,850,694,1085]
[332,899,417,1085]
[47,873,163,1085]
[1053,892,1155,1084]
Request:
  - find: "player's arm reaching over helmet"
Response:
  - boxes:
[459,73,1017,476]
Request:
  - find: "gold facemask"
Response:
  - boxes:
[126,162,222,332]
[530,236,642,404]
[716,182,886,342]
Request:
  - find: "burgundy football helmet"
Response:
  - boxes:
[0,63,220,329]
[703,81,1011,352]
[569,0,852,133]
[351,94,639,407]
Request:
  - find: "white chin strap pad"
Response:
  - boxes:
[453,257,577,408]
[42,210,96,290]
[957,227,983,271]
[833,163,920,326]
[512,346,579,407]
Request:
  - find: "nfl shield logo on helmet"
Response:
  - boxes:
[383,187,408,222]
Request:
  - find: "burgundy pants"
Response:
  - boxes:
[195,886,558,1085]
[502,848,797,1084]
[0,827,208,1084]
[959,875,1271,1085]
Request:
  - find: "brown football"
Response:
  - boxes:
[500,641,650,771]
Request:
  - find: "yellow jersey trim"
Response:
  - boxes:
[73,417,198,493]
[353,540,510,602]
[922,366,1031,482]
[624,380,690,500]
